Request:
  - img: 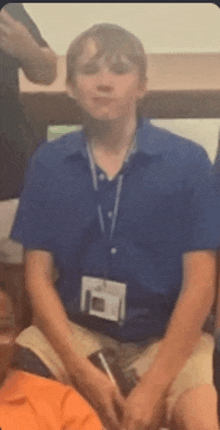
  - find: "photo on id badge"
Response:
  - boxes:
[80,276,126,323]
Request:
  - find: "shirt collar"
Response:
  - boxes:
[0,370,27,403]
[136,118,167,157]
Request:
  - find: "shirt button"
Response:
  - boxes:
[99,173,105,181]
[110,247,117,255]
[108,211,113,219]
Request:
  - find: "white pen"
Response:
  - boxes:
[97,352,117,386]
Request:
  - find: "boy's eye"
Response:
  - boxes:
[81,63,100,75]
[110,62,130,75]
[79,61,131,75]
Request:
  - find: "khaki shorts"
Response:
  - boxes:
[16,322,214,425]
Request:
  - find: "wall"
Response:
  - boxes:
[23,3,220,55]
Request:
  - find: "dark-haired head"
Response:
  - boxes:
[0,272,32,386]
[0,280,20,327]
[0,275,25,330]
[0,280,19,386]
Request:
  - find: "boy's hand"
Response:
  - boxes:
[122,377,167,430]
[70,360,125,430]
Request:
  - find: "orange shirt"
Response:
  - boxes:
[0,370,103,430]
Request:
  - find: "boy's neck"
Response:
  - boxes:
[86,114,137,180]
[85,112,137,154]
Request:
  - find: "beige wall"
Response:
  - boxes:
[23,3,220,55]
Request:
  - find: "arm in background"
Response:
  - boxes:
[0,6,57,84]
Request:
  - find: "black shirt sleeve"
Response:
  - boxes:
[2,3,49,48]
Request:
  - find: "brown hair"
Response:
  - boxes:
[66,23,147,85]
[0,265,32,330]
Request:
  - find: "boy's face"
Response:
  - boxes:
[67,38,147,122]
[0,291,17,386]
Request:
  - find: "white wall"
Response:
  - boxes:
[23,3,220,55]
[151,119,220,163]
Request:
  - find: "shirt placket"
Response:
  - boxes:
[96,169,119,260]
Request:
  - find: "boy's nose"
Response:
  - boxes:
[96,67,114,90]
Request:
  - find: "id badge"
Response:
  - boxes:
[80,276,126,323]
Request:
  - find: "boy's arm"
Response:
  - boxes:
[122,249,216,430]
[25,249,124,430]
[215,251,220,330]
[141,249,216,385]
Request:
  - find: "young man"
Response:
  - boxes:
[0,3,57,200]
[214,328,220,423]
[0,276,102,429]
[11,24,219,430]
[212,143,220,423]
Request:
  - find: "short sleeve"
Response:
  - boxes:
[3,3,49,47]
[10,153,54,251]
[61,388,103,430]
[183,146,220,253]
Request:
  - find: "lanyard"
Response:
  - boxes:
[87,137,136,241]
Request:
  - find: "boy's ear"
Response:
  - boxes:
[138,77,148,100]
[66,82,77,99]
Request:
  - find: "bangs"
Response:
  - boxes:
[84,36,142,67]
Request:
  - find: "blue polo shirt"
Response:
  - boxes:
[11,119,219,342]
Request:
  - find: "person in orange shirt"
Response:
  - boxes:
[0,277,103,430]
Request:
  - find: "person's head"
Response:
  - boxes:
[66,23,147,124]
[0,279,22,385]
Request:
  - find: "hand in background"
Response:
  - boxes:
[0,9,38,59]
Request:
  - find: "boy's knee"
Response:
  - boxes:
[170,385,219,430]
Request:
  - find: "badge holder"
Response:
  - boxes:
[80,276,126,324]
